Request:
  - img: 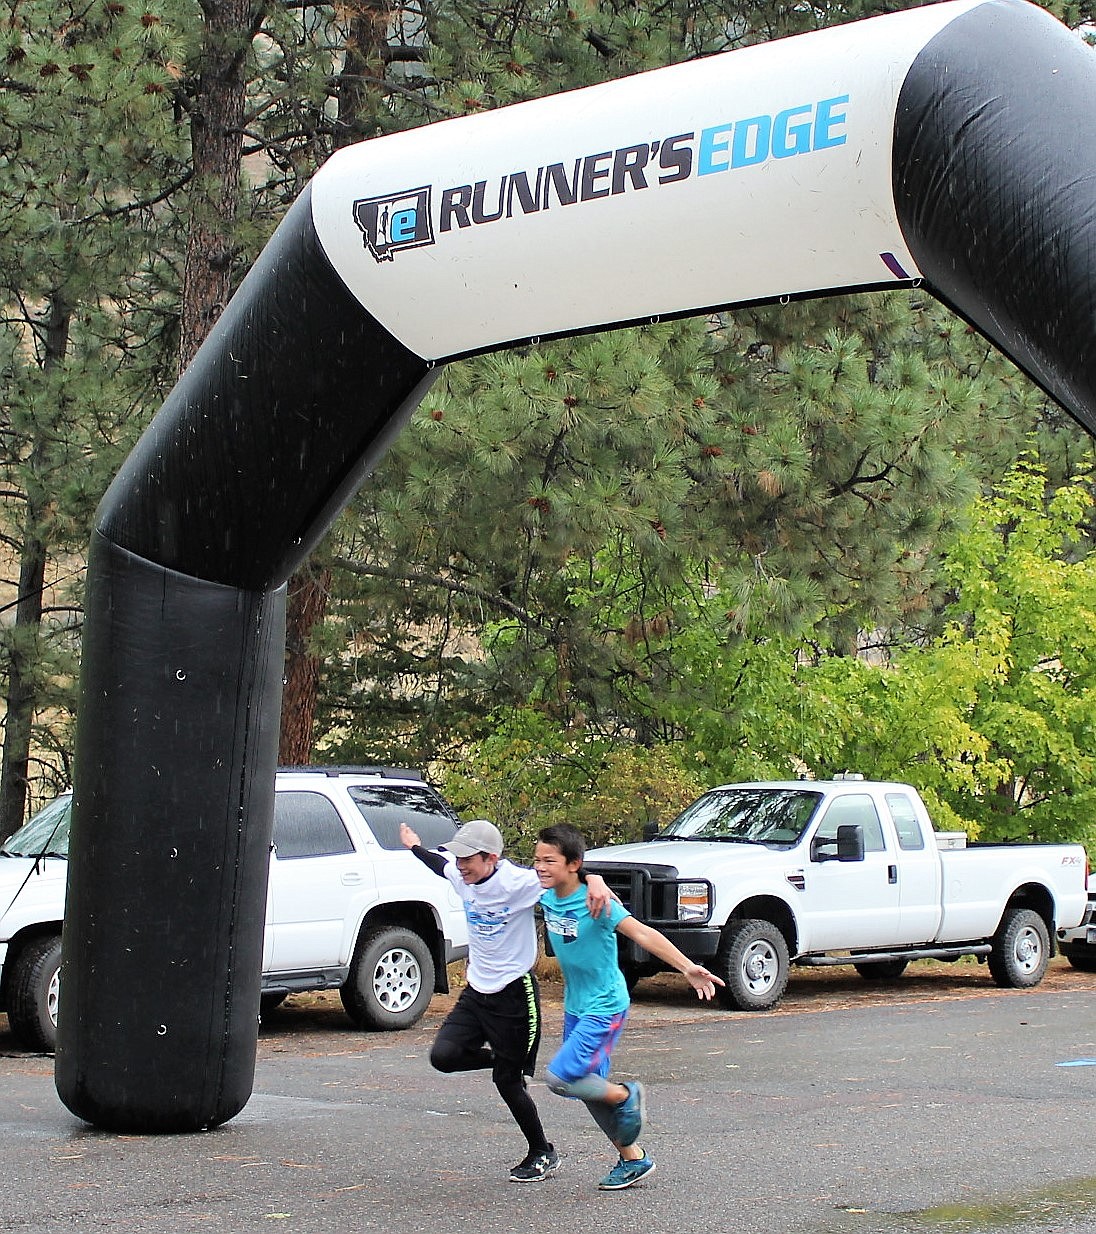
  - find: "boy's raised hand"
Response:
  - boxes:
[400,822,421,849]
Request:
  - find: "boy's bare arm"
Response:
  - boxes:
[615,915,725,999]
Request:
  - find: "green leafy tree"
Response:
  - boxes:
[320,292,1083,765]
[439,707,708,856]
[698,458,1096,847]
[923,460,1096,844]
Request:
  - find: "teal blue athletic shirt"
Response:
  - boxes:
[540,886,631,1017]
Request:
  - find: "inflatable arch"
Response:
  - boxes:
[56,0,1096,1130]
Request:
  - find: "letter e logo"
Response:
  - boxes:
[353,187,435,262]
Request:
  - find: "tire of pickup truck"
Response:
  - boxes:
[341,926,435,1031]
[988,907,1050,988]
[715,919,790,1011]
[8,934,61,1052]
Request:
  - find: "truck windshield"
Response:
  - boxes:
[657,787,822,846]
[0,792,72,858]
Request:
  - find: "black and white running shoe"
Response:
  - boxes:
[509,1145,562,1183]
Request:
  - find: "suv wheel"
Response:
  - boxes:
[341,926,435,1031]
[8,934,61,1052]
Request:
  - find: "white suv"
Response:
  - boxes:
[0,767,469,1051]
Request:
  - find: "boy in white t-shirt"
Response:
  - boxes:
[400,818,611,1183]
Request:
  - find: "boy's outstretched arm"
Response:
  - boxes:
[399,822,448,877]
[616,915,725,1000]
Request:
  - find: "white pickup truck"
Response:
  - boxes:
[0,766,469,1051]
[584,777,1089,1010]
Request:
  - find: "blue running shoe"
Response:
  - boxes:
[614,1080,646,1147]
[598,1155,656,1190]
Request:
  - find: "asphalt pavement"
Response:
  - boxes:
[3,967,1096,1234]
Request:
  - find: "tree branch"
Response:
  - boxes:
[331,556,553,637]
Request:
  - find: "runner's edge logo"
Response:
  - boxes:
[352,95,849,263]
[353,187,434,262]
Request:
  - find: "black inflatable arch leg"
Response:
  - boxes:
[55,538,285,1131]
[55,191,435,1131]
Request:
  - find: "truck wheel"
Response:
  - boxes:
[1065,954,1096,973]
[988,907,1050,988]
[8,935,61,1052]
[716,919,790,1011]
[853,959,909,981]
[341,926,435,1031]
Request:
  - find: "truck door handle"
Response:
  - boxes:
[888,864,898,884]
[341,872,363,886]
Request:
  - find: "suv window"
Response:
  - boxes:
[0,793,72,858]
[347,784,459,851]
[273,791,355,859]
[814,794,886,853]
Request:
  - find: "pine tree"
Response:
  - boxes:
[0,0,190,835]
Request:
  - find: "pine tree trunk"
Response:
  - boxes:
[335,0,392,145]
[278,1,394,766]
[0,294,68,841]
[278,564,332,764]
[178,1,249,374]
[0,527,48,842]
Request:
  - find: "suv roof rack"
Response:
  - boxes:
[276,765,425,781]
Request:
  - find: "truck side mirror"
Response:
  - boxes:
[811,824,867,863]
[836,824,865,862]
[642,821,660,841]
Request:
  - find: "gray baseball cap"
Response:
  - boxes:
[444,819,504,857]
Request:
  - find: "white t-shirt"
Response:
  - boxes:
[442,856,543,994]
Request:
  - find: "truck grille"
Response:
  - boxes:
[584,861,683,926]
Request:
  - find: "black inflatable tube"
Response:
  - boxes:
[56,192,435,1130]
[55,537,286,1130]
[894,0,1096,436]
[96,188,436,589]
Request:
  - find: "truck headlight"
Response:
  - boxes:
[677,881,709,922]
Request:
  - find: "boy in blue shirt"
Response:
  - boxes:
[534,822,723,1190]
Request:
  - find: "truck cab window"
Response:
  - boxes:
[886,793,926,850]
[814,794,886,853]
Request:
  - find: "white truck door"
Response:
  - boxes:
[799,792,904,950]
[265,789,376,973]
[884,789,943,942]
